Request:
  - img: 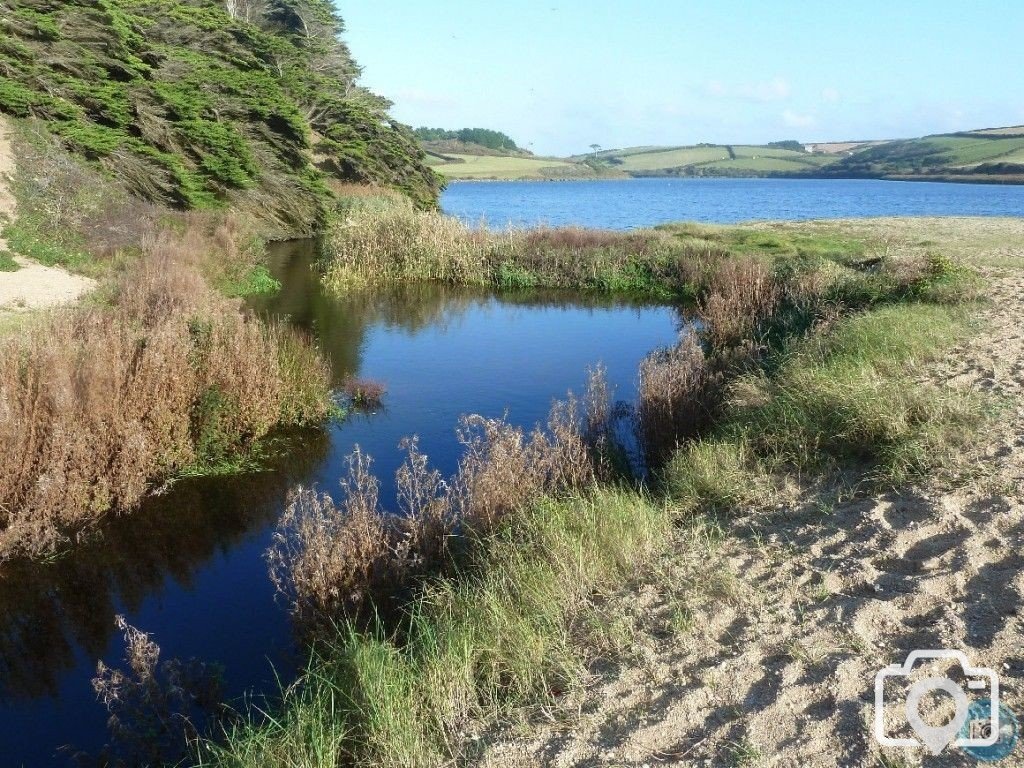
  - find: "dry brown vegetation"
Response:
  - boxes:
[0,223,333,561]
[324,197,727,296]
[267,390,601,628]
[93,616,222,766]
[0,126,335,560]
[341,377,387,409]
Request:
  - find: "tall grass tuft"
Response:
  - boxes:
[637,332,722,465]
[323,197,725,299]
[697,256,780,349]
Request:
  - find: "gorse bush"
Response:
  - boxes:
[0,226,333,560]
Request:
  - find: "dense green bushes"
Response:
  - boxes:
[0,0,441,231]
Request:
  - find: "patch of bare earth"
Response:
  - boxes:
[0,116,95,315]
[482,235,1024,767]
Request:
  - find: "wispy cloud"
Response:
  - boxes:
[704,76,791,102]
[781,109,817,128]
[821,87,840,103]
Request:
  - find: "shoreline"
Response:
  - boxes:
[442,173,1024,186]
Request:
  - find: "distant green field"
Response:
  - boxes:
[421,126,1024,181]
[993,147,1024,163]
[592,143,839,175]
[427,153,581,179]
[924,136,1024,165]
[966,126,1024,137]
[708,157,819,172]
[613,146,730,171]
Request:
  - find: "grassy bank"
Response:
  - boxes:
[323,196,882,300]
[0,125,336,561]
[195,210,987,766]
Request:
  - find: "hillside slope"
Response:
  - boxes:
[0,0,441,233]
[430,127,1024,183]
[821,128,1024,181]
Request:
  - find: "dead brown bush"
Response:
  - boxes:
[698,257,780,349]
[0,227,332,561]
[267,386,606,625]
[637,333,723,465]
[521,226,656,252]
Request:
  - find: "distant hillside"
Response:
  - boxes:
[587,128,1024,182]
[424,151,618,180]
[819,128,1024,181]
[0,0,441,233]
[581,143,836,177]
[428,126,1024,183]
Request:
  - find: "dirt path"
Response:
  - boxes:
[0,116,95,314]
[483,252,1024,766]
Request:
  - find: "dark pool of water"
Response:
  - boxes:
[442,177,1024,229]
[0,241,680,766]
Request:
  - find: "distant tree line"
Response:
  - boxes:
[415,127,520,151]
[766,140,805,152]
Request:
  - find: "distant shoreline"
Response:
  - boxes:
[443,174,1024,186]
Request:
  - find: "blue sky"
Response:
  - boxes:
[338,1,1024,156]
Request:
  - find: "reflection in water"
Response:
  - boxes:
[252,239,683,382]
[0,237,681,766]
[0,429,328,702]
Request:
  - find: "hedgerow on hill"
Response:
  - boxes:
[0,0,442,232]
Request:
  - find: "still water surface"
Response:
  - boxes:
[0,241,679,765]
[5,177,1022,764]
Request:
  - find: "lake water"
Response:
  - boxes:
[442,177,1024,229]
[4,177,1022,765]
[0,241,680,766]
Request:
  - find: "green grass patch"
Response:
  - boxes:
[428,152,586,179]
[2,217,93,273]
[199,489,670,767]
[0,250,19,271]
[217,263,281,298]
[665,302,984,503]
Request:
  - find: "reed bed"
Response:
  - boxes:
[324,197,724,297]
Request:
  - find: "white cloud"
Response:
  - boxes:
[821,87,840,103]
[704,76,791,102]
[781,109,817,128]
[739,76,791,102]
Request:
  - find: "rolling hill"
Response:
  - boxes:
[426,126,1024,183]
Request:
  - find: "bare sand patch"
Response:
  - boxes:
[481,241,1024,766]
[0,117,95,315]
